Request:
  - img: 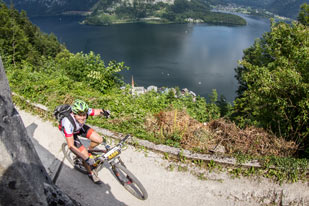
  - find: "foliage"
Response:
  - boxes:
[216,95,233,117]
[0,3,64,66]
[298,3,309,26]
[55,50,128,93]
[84,0,246,26]
[162,0,246,25]
[230,154,309,183]
[1,1,221,150]
[4,2,309,183]
[259,155,308,183]
[85,14,113,26]
[171,0,210,13]
[3,0,97,17]
[233,19,309,155]
[219,0,308,19]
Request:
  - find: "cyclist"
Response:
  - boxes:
[59,99,110,184]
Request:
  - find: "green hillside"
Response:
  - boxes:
[1,2,309,182]
[219,0,308,19]
[3,0,306,20]
[84,0,246,25]
[0,3,65,65]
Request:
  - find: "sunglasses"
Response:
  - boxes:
[75,111,87,116]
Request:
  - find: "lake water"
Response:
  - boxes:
[30,15,270,102]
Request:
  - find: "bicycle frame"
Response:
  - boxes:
[62,134,148,200]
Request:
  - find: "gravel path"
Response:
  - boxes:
[19,109,309,206]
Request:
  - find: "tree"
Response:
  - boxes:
[298,3,309,26]
[233,19,309,155]
[0,4,29,65]
[0,3,64,66]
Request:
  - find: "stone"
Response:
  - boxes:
[0,57,81,206]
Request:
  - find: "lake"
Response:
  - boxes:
[30,15,270,102]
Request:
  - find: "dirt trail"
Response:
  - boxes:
[19,109,309,206]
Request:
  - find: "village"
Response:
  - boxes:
[122,76,198,101]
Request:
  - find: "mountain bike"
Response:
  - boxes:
[61,135,148,200]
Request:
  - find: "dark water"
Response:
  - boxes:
[30,15,270,101]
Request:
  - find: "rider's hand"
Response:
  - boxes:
[101,109,110,118]
[85,157,95,166]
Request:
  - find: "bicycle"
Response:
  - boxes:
[61,135,148,200]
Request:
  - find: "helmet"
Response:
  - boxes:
[72,99,89,114]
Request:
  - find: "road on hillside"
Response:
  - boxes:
[19,109,308,206]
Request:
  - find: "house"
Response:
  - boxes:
[132,86,146,96]
[147,85,158,92]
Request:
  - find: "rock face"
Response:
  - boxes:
[0,58,80,206]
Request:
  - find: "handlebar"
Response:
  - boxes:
[94,135,131,162]
[118,135,131,146]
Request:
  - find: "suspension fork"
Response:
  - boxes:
[117,157,126,168]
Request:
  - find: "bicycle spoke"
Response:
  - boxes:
[112,164,148,200]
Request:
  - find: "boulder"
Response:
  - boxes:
[0,57,81,206]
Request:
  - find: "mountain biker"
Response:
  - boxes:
[59,99,110,184]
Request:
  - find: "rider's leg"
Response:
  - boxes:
[78,145,92,174]
[80,125,103,151]
[79,144,102,184]
[87,129,103,150]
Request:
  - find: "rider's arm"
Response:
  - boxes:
[88,108,103,116]
[61,117,88,160]
[66,136,88,160]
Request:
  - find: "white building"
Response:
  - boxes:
[132,86,146,96]
[147,85,158,92]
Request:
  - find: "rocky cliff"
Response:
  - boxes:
[0,57,81,206]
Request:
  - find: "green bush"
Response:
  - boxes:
[233,19,309,155]
[55,50,128,93]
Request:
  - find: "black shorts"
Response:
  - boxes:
[73,124,94,149]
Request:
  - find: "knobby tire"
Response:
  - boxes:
[62,143,148,200]
[112,163,148,200]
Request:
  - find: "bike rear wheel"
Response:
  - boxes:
[61,143,88,174]
[112,163,148,200]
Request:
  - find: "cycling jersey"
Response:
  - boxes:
[60,108,95,138]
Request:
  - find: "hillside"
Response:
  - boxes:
[3,0,98,16]
[4,0,307,20]
[1,2,309,184]
[219,0,308,19]
[3,0,246,25]
[84,0,246,25]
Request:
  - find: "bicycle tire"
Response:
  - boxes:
[61,143,88,174]
[112,163,148,200]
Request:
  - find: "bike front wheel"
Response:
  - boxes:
[112,163,148,200]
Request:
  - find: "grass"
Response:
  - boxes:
[13,93,309,184]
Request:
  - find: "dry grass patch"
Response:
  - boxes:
[145,109,298,157]
[146,109,217,151]
[208,119,297,157]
